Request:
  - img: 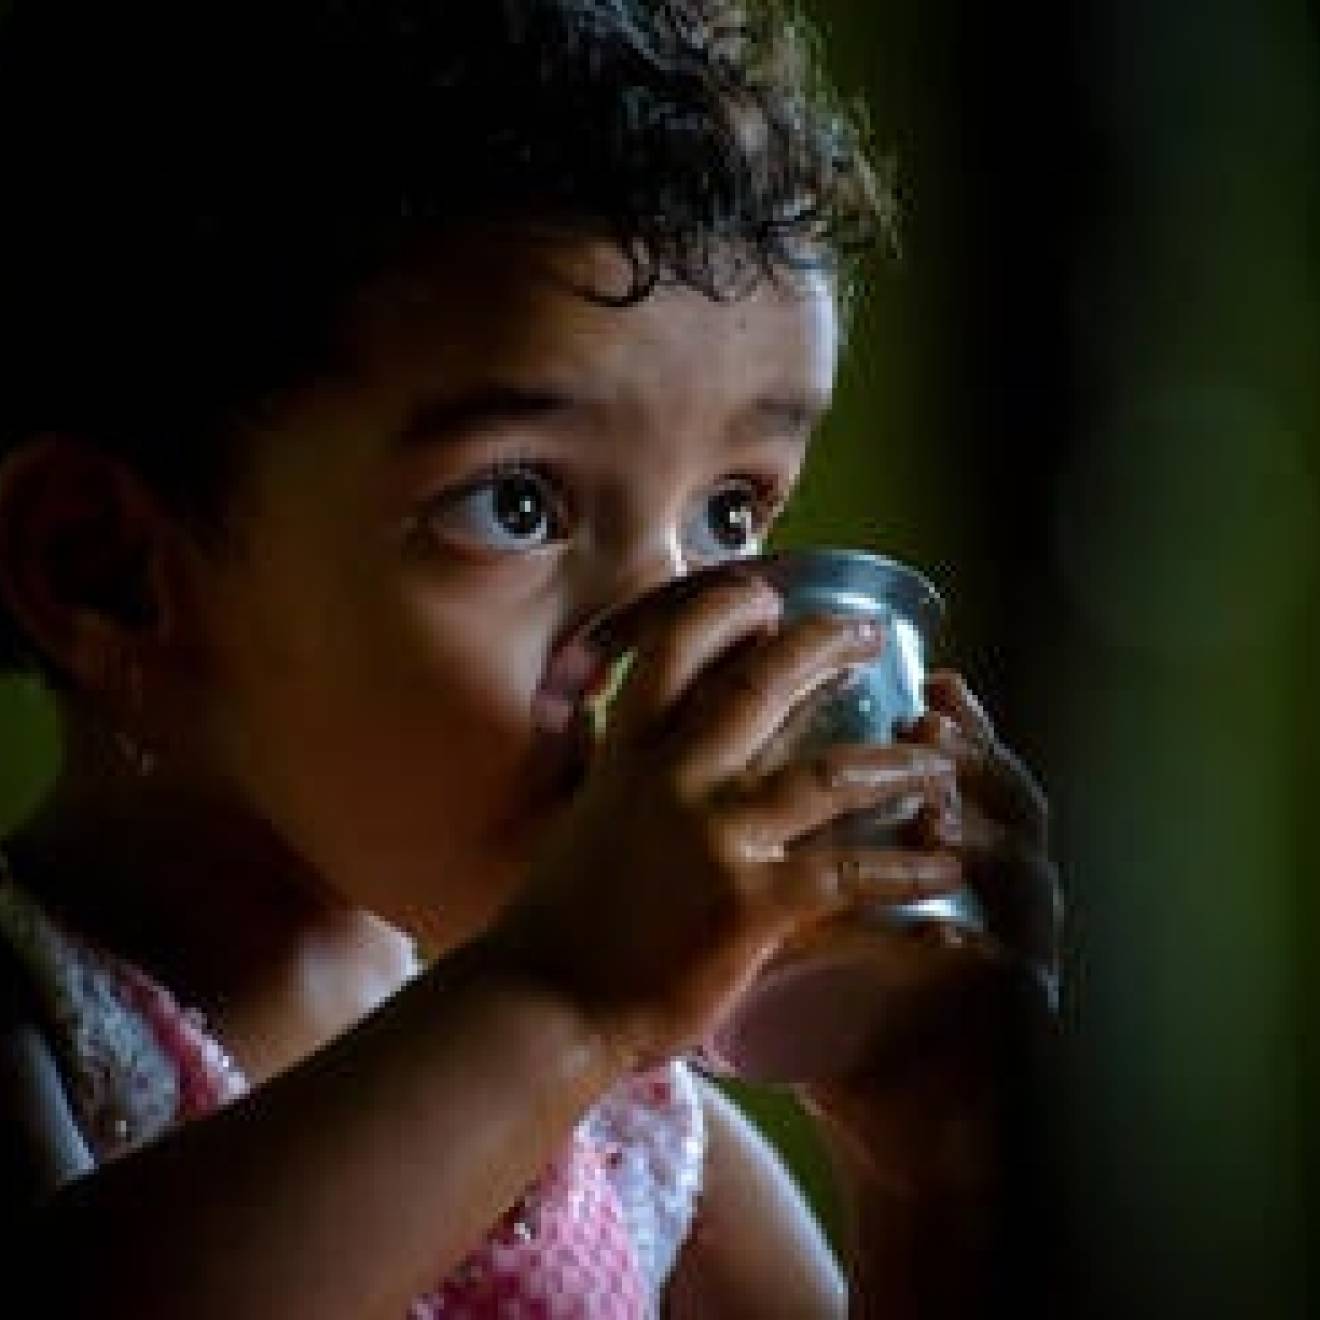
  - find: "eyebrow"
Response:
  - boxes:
[395,385,584,448]
[749,394,830,438]
[395,383,829,449]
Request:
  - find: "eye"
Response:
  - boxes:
[413,464,569,553]
[684,476,783,562]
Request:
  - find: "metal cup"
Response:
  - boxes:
[693,547,986,1081]
[748,547,984,932]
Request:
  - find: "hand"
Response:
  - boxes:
[802,669,1062,1150]
[903,670,1061,1002]
[486,569,965,1075]
[799,673,1063,1315]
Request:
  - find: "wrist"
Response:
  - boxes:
[452,926,638,1087]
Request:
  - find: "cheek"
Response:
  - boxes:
[202,574,552,930]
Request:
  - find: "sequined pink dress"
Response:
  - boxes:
[0,877,706,1318]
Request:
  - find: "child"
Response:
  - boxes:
[0,1,1059,1315]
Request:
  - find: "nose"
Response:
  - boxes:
[561,527,692,649]
[604,531,690,615]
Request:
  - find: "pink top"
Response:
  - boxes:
[0,876,706,1318]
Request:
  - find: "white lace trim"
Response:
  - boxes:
[579,1060,706,1308]
[0,874,180,1159]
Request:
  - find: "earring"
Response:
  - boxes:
[114,729,157,778]
[113,659,157,778]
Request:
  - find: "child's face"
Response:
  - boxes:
[188,234,838,948]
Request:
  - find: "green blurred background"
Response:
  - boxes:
[2,0,1318,1312]
[777,1,1318,1312]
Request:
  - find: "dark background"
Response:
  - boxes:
[2,1,1317,1313]
[764,0,1318,1312]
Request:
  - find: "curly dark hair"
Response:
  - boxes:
[0,0,893,671]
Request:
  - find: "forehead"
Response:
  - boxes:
[337,232,840,411]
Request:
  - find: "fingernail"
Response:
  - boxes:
[851,616,883,645]
[909,856,961,888]
[834,762,905,788]
[934,809,962,845]
[914,750,955,777]
[834,751,951,788]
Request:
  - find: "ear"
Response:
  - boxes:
[0,436,182,705]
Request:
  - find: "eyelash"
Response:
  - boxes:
[405,456,568,542]
[716,473,790,531]
[455,457,568,506]
[406,460,790,554]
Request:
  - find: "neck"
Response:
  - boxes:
[3,719,419,1085]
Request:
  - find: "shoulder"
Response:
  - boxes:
[663,1073,845,1319]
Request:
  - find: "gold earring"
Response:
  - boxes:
[113,728,157,777]
[113,659,157,778]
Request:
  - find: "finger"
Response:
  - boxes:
[960,845,1062,970]
[666,611,887,792]
[587,563,760,654]
[907,789,1030,850]
[719,744,957,853]
[768,845,964,915]
[602,569,782,752]
[980,738,1048,841]
[905,794,1060,967]
[899,710,1048,843]
[923,670,996,744]
[902,799,968,851]
[898,709,972,759]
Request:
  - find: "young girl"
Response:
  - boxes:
[0,1,1059,1315]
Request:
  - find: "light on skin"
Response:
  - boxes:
[4,232,839,1084]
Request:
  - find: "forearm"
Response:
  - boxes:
[806,997,1062,1318]
[27,938,618,1319]
[833,1154,999,1318]
[809,1090,1001,1319]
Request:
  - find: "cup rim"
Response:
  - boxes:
[754,547,945,639]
